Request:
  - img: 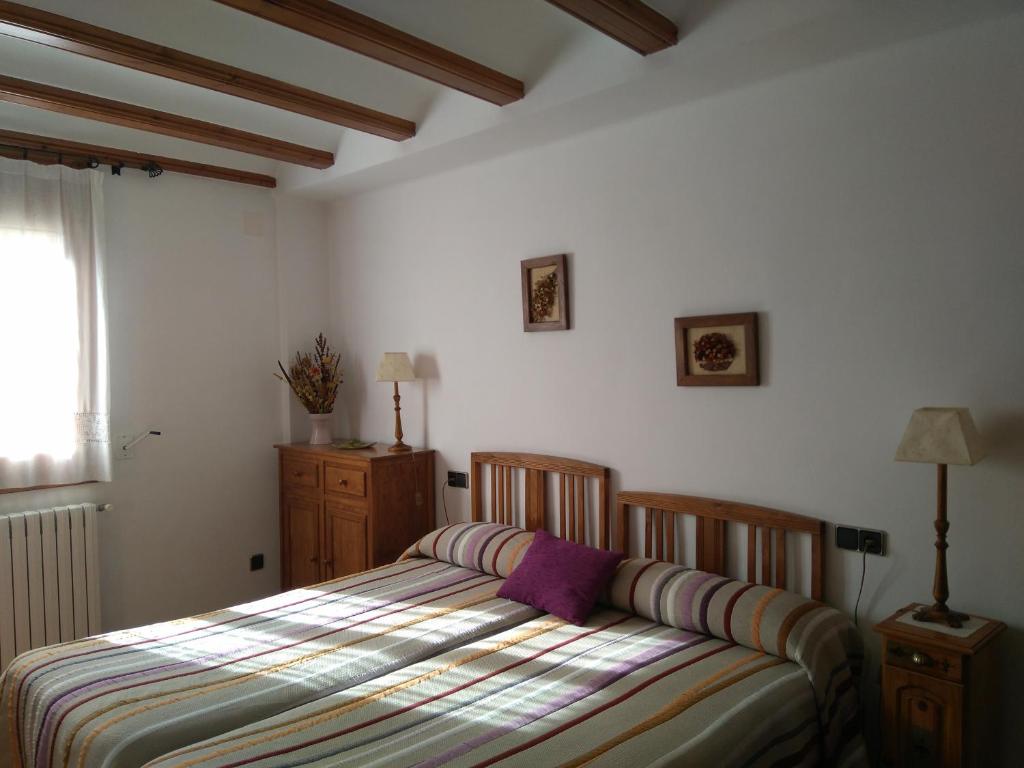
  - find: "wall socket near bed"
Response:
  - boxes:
[835,526,886,555]
[447,471,469,489]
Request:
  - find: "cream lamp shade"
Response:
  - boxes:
[376,352,415,382]
[894,407,986,466]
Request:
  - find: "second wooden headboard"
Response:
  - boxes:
[471,452,612,548]
[617,491,826,600]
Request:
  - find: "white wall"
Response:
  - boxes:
[0,171,328,631]
[329,14,1024,763]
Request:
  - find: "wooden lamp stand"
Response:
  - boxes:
[912,463,968,628]
[376,352,416,454]
[389,381,411,453]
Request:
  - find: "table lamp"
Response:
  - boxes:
[376,352,415,453]
[895,407,985,628]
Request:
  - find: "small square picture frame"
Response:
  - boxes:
[674,312,759,386]
[521,254,569,332]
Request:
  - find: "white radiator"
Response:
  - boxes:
[0,504,103,670]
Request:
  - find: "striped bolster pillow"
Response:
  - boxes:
[606,559,858,665]
[400,522,536,578]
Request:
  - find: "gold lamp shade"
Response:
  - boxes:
[895,407,985,466]
[376,352,415,382]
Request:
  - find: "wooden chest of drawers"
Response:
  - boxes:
[875,604,1005,768]
[275,443,435,590]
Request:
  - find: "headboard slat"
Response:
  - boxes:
[577,476,586,544]
[761,527,771,586]
[747,526,757,583]
[491,466,499,528]
[504,466,512,526]
[774,528,786,588]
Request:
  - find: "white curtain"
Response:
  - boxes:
[0,158,110,488]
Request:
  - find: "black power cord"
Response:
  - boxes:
[441,480,451,525]
[853,547,868,627]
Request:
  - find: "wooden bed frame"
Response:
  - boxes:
[469,452,826,600]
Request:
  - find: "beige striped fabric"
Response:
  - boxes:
[0,558,541,768]
[144,607,868,768]
[605,559,865,764]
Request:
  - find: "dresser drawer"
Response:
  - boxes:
[282,457,319,491]
[886,640,962,683]
[325,464,366,498]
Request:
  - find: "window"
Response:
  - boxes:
[0,230,80,461]
[0,159,110,490]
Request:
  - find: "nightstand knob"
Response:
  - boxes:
[339,479,347,486]
[911,651,931,666]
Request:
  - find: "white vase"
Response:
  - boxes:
[308,413,333,445]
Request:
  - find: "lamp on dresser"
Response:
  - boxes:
[376,352,416,453]
[895,406,985,628]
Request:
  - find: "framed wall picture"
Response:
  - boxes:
[521,254,569,331]
[674,312,759,386]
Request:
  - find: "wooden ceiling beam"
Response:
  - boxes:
[546,0,678,55]
[0,75,333,168]
[212,0,524,106]
[0,128,277,187]
[0,0,414,140]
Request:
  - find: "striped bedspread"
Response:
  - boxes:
[0,558,540,768]
[143,607,863,768]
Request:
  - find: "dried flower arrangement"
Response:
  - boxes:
[530,270,559,322]
[693,331,737,371]
[276,333,342,414]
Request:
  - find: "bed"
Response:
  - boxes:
[2,452,866,768]
[0,548,541,768]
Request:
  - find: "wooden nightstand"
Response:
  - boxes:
[875,604,1005,768]
[275,443,435,590]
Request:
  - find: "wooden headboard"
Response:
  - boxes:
[617,491,826,600]
[471,452,612,548]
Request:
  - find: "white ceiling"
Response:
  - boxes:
[0,0,1018,198]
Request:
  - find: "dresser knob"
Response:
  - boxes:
[339,479,347,486]
[308,555,317,563]
[293,471,302,477]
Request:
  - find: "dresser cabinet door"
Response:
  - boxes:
[283,494,322,589]
[884,666,962,768]
[324,503,367,580]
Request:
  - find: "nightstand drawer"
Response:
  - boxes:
[325,465,366,498]
[282,458,319,490]
[886,640,962,683]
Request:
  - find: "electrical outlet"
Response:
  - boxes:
[835,525,886,555]
[250,553,264,571]
[859,529,885,555]
[447,471,469,489]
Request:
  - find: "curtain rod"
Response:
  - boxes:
[0,141,163,178]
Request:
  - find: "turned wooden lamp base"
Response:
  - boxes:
[913,602,970,629]
[388,381,412,453]
[914,464,969,629]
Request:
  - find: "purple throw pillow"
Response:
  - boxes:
[497,529,624,625]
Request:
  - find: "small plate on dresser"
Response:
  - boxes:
[332,439,376,450]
